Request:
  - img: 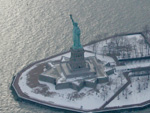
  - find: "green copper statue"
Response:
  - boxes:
[70,14,83,49]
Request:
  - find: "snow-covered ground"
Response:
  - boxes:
[84,39,111,55]
[116,34,150,59]
[85,34,150,60]
[83,34,150,108]
[18,67,127,110]
[106,76,150,107]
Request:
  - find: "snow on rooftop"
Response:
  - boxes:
[48,62,55,68]
[57,72,66,83]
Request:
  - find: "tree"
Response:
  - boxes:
[143,82,146,90]
[101,85,108,101]
[133,45,137,58]
[113,37,121,49]
[146,82,149,88]
[102,46,107,57]
[143,25,150,37]
[125,87,129,99]
[92,43,99,57]
[117,94,120,100]
[147,71,150,80]
[130,78,132,87]
[138,81,141,93]
[122,89,125,95]
[118,74,123,85]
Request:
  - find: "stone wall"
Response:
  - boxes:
[39,74,56,85]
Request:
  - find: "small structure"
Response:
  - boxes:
[39,15,109,90]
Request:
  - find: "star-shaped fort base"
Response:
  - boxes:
[39,54,109,91]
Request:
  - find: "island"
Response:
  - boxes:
[11,15,150,113]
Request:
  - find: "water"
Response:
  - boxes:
[1,0,150,112]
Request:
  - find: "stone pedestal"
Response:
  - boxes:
[69,47,86,70]
[39,56,109,91]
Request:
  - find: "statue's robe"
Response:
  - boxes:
[72,25,82,49]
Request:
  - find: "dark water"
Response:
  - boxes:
[1,0,150,112]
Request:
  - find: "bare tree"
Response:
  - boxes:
[122,89,125,95]
[143,25,150,37]
[133,45,137,58]
[118,72,123,85]
[147,72,150,80]
[102,45,108,57]
[146,82,149,88]
[138,39,145,57]
[92,43,99,57]
[138,81,141,93]
[143,82,147,90]
[148,47,150,55]
[125,87,129,99]
[113,37,121,49]
[117,94,120,100]
[101,85,108,101]
[130,79,132,87]
[107,41,115,55]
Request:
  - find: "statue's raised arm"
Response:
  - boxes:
[70,14,75,25]
[69,14,82,49]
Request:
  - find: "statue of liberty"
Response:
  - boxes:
[70,14,83,49]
